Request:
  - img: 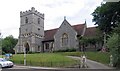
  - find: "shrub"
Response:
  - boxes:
[17,52,24,54]
[53,48,76,52]
[107,33,120,67]
[27,51,36,54]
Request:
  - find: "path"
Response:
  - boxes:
[67,56,113,69]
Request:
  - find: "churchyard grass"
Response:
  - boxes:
[0,55,2,58]
[11,53,79,67]
[85,52,110,64]
[11,52,109,67]
[57,52,110,65]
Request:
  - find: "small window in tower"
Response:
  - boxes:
[38,28,40,30]
[38,18,40,24]
[25,17,28,23]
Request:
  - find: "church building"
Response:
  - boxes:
[15,7,98,53]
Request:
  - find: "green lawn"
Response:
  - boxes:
[57,52,110,64]
[85,52,110,64]
[11,52,110,67]
[11,53,79,67]
[0,55,2,58]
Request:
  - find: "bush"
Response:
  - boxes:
[53,48,76,52]
[27,51,36,54]
[16,51,41,54]
[2,51,6,55]
[107,33,120,67]
[17,52,24,54]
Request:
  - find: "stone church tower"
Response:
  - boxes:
[15,7,44,53]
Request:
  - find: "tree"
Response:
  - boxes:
[2,35,18,54]
[107,33,120,67]
[92,2,120,34]
[79,36,102,51]
[106,23,120,68]
[113,24,120,68]
[92,2,120,68]
[92,2,120,51]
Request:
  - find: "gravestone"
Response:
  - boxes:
[109,55,113,67]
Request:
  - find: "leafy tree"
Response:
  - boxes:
[92,2,120,52]
[107,23,120,68]
[107,33,119,67]
[92,2,120,68]
[113,24,120,68]
[92,2,120,67]
[2,35,18,54]
[79,36,102,51]
[92,2,120,34]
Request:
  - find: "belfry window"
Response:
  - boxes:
[25,17,28,23]
[61,33,68,47]
[38,18,40,24]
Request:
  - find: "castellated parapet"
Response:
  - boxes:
[20,7,44,19]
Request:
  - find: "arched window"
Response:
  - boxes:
[61,33,68,47]
[25,17,28,23]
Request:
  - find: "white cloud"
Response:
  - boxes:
[43,0,84,17]
[0,0,103,38]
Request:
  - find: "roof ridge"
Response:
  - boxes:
[45,23,85,31]
[72,23,85,26]
[45,28,58,31]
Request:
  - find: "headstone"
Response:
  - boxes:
[109,55,113,67]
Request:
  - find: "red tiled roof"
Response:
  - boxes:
[84,27,97,37]
[43,24,85,41]
[44,28,58,41]
[72,24,85,35]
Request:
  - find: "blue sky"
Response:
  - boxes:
[0,0,103,38]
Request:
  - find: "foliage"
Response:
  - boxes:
[107,24,120,68]
[92,2,120,34]
[92,2,120,68]
[107,33,119,67]
[113,24,120,34]
[11,53,79,67]
[2,35,18,54]
[107,34,119,52]
[57,52,81,57]
[53,48,76,52]
[79,27,103,51]
[79,36,102,49]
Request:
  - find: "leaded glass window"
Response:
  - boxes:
[61,33,68,47]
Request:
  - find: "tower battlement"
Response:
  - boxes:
[20,7,44,19]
